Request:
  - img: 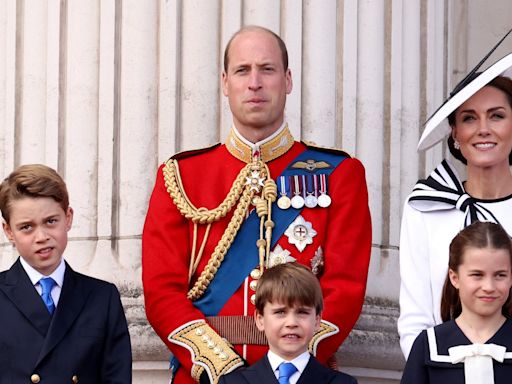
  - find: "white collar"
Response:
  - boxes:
[267,349,310,375]
[19,256,66,288]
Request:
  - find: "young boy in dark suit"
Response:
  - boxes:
[219,262,357,384]
[0,164,132,383]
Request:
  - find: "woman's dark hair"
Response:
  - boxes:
[447,75,512,165]
[440,221,512,321]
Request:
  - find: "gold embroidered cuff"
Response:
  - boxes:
[308,319,339,355]
[168,320,244,383]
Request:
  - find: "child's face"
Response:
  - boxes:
[255,301,320,360]
[3,197,73,275]
[449,246,512,320]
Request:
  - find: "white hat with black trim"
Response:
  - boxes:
[418,29,512,151]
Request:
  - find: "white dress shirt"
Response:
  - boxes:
[267,350,310,384]
[19,256,66,306]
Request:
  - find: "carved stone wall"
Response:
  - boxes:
[1,1,511,383]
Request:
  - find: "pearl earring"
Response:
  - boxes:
[454,140,460,150]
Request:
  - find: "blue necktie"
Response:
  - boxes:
[278,362,297,384]
[39,277,56,314]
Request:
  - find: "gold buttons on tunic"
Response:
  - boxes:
[250,269,262,280]
[249,280,258,291]
[250,294,256,305]
[31,374,41,383]
[219,352,229,361]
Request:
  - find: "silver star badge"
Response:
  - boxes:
[268,245,296,267]
[284,215,317,252]
[245,170,265,192]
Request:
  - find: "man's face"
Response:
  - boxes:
[222,29,292,142]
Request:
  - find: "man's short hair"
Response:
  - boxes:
[223,25,289,72]
[255,262,323,315]
[0,164,69,223]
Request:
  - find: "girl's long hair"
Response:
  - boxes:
[440,221,512,321]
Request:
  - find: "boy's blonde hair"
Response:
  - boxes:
[255,262,323,315]
[0,164,69,223]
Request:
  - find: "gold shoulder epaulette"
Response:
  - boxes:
[170,143,221,161]
[301,140,352,159]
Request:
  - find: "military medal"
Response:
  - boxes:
[317,174,331,208]
[290,175,304,209]
[245,170,265,192]
[305,194,317,208]
[304,175,318,208]
[311,246,325,275]
[268,245,296,267]
[284,215,317,252]
[277,176,291,210]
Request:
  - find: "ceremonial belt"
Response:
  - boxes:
[193,147,347,316]
[206,316,267,345]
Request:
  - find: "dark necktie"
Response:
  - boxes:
[278,362,297,384]
[39,277,56,314]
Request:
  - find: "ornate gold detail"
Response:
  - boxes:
[291,159,331,171]
[163,157,277,301]
[226,124,294,163]
[169,321,243,383]
[308,320,339,355]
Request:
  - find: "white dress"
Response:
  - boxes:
[397,159,512,359]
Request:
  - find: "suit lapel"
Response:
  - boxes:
[36,263,90,365]
[297,355,329,384]
[0,259,52,335]
[243,356,279,383]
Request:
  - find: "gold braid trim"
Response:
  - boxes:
[186,181,256,300]
[308,319,339,356]
[163,158,271,301]
[168,320,244,383]
[163,159,257,224]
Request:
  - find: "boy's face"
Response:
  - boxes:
[255,301,320,360]
[3,197,73,275]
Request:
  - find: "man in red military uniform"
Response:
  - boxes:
[142,26,372,383]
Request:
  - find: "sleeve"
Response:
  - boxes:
[101,284,132,383]
[313,158,372,363]
[142,165,243,382]
[397,202,435,359]
[400,330,429,384]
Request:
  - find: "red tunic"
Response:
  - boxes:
[142,141,371,383]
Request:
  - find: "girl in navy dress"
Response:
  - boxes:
[401,221,512,384]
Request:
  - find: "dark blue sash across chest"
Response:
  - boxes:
[193,147,347,315]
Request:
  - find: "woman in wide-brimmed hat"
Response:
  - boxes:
[398,51,512,359]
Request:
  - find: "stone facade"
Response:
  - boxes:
[1,1,511,383]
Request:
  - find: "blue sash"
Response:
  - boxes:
[193,147,347,316]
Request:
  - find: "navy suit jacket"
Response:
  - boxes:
[0,259,132,383]
[219,354,357,384]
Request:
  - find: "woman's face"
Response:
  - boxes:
[452,85,512,170]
